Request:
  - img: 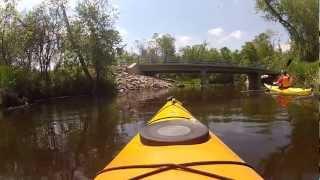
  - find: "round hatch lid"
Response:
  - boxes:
[140,119,209,146]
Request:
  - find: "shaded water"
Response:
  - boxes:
[0,87,318,180]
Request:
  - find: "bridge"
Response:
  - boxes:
[128,61,279,90]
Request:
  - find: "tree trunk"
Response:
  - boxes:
[60,4,93,81]
[262,0,302,45]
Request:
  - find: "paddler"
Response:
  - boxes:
[273,70,293,89]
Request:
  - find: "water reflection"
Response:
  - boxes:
[0,98,123,179]
[275,95,294,108]
[0,87,318,180]
[261,102,318,179]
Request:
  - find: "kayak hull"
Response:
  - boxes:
[95,100,262,180]
[264,83,312,96]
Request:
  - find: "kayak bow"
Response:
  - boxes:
[95,98,262,180]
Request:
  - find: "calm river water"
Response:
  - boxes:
[0,87,318,180]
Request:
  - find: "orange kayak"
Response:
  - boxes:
[95,98,263,179]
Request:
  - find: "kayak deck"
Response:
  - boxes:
[96,133,261,179]
[95,99,262,180]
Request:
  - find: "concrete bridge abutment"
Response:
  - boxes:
[200,70,209,87]
[247,73,261,90]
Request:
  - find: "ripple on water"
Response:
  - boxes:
[274,110,289,121]
[208,120,292,169]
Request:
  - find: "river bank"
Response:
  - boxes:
[0,65,173,109]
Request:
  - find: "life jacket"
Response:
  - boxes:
[280,75,291,88]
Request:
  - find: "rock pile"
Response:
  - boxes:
[114,66,173,94]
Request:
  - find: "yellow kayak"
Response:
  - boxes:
[95,98,262,180]
[264,83,312,96]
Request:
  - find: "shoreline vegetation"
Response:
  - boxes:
[0,65,174,109]
[0,0,319,109]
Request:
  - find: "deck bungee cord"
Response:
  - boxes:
[95,160,257,180]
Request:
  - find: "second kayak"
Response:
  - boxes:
[95,98,262,180]
[264,83,312,96]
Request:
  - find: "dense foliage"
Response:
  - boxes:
[0,0,121,106]
[256,0,319,62]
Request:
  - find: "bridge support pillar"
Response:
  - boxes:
[201,70,209,87]
[248,73,261,90]
[144,72,156,77]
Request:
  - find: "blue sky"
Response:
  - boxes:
[18,0,290,52]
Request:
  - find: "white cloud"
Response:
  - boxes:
[207,28,243,48]
[175,36,194,49]
[171,29,244,51]
[208,27,224,36]
[228,30,242,40]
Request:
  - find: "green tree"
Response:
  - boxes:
[231,50,241,64]
[208,48,221,60]
[76,0,121,79]
[0,0,124,105]
[180,43,222,62]
[154,33,175,63]
[61,0,121,92]
[0,0,25,66]
[180,43,207,62]
[253,32,274,58]
[220,47,232,60]
[252,32,275,67]
[256,0,318,62]
[24,2,63,83]
[240,42,259,65]
[134,38,160,63]
[60,2,93,81]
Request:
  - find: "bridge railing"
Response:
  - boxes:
[135,57,267,69]
[136,57,236,65]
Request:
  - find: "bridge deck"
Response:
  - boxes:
[134,63,278,75]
